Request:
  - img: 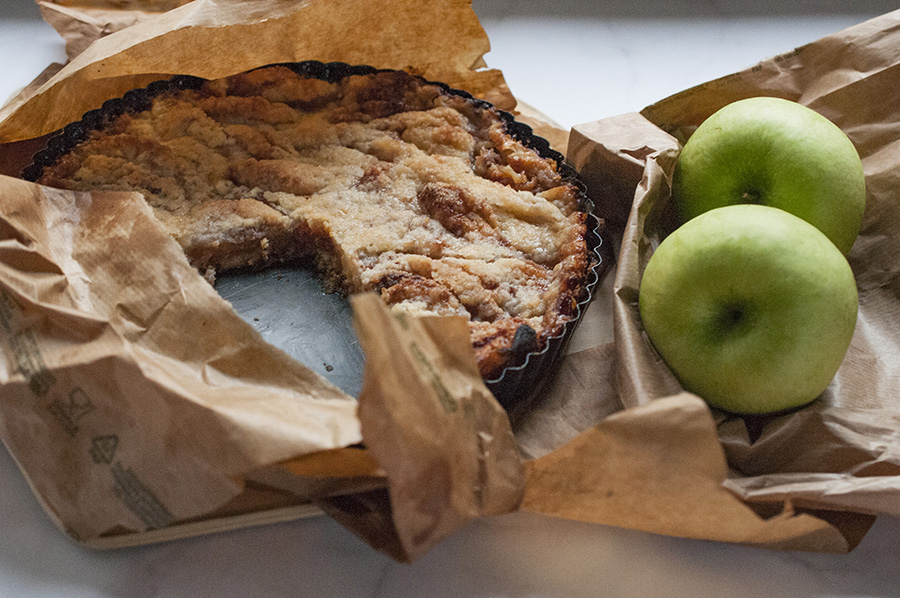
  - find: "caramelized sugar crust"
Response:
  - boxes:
[37,66,591,379]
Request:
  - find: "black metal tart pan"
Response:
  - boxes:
[22,60,610,411]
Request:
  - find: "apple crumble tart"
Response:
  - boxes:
[28,63,595,381]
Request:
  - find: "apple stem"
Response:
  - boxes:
[726,306,744,325]
[718,304,747,333]
[741,190,762,204]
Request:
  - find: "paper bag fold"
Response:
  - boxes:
[346,294,525,562]
[553,9,900,552]
[522,395,848,552]
[4,0,512,143]
[0,176,363,540]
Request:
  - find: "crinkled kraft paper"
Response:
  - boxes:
[0,0,524,562]
[5,0,900,560]
[3,0,512,143]
[523,9,900,552]
[35,0,191,60]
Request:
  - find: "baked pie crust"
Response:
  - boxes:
[28,63,598,387]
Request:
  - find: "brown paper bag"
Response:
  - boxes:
[3,0,511,144]
[0,178,363,541]
[0,0,525,559]
[518,10,900,552]
[11,0,899,558]
[35,0,189,60]
[325,295,524,562]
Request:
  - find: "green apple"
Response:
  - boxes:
[638,204,858,415]
[672,96,866,255]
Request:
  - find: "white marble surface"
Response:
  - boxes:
[2,1,900,596]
